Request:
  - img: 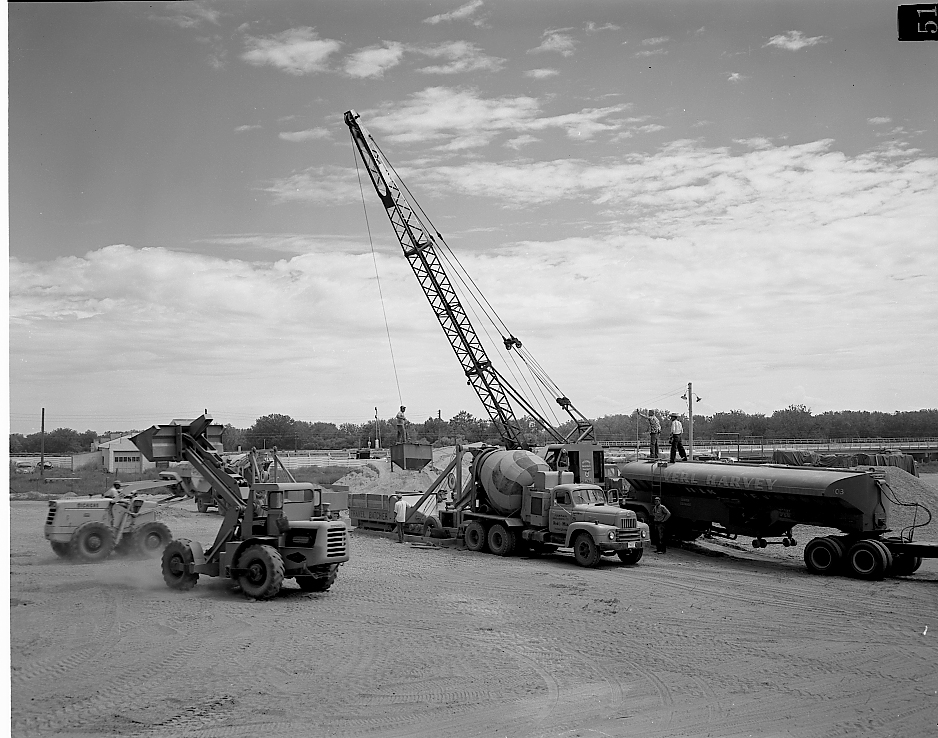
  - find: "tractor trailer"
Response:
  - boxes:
[617,459,937,580]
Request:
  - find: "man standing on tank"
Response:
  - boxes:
[669,413,688,463]
[645,410,661,459]
[652,496,671,553]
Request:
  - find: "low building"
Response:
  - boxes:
[98,435,155,474]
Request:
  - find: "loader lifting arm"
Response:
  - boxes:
[132,416,248,562]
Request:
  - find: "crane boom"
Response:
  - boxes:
[345,109,528,448]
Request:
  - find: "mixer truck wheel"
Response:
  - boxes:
[845,540,888,580]
[804,537,844,575]
[237,545,285,600]
[464,521,488,552]
[69,522,116,563]
[869,540,893,575]
[573,533,602,567]
[889,552,920,577]
[617,549,643,565]
[133,522,172,558]
[487,524,517,557]
[162,539,200,591]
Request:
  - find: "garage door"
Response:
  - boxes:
[114,454,142,473]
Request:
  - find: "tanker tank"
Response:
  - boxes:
[618,460,890,538]
[473,448,549,516]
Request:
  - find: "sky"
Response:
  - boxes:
[7,0,938,436]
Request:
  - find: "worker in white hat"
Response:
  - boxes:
[669,413,688,463]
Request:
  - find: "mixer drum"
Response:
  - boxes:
[476,449,549,516]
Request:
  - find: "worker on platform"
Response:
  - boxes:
[652,496,671,554]
[645,411,662,459]
[395,406,409,444]
[669,413,688,463]
[392,494,408,543]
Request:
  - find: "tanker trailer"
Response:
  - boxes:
[444,447,649,567]
[617,460,938,580]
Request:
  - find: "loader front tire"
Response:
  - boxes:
[70,522,115,563]
[237,545,285,600]
[133,522,172,558]
[162,539,200,591]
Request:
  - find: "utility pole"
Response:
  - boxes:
[687,382,694,461]
[635,408,640,461]
[374,407,380,450]
[39,408,46,482]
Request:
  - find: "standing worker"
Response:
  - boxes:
[669,413,688,463]
[652,496,671,553]
[645,411,661,459]
[395,406,409,444]
[392,494,407,543]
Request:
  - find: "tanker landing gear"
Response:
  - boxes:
[751,532,797,549]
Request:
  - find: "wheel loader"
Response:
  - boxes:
[131,416,350,600]
[43,479,178,562]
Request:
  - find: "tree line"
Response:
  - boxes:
[10,407,938,454]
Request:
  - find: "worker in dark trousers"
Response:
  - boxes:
[668,413,688,463]
[645,411,661,459]
[395,406,408,444]
[392,494,407,543]
[652,496,671,553]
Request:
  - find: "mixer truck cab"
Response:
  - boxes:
[520,474,649,567]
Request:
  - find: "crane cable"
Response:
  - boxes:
[351,139,403,408]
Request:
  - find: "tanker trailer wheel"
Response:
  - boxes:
[804,537,845,575]
[237,545,285,600]
[617,548,643,565]
[133,522,172,558]
[50,541,72,559]
[487,523,517,557]
[69,522,116,563]
[296,566,338,592]
[890,553,923,577]
[464,521,488,553]
[845,540,889,580]
[161,539,200,591]
[573,533,602,567]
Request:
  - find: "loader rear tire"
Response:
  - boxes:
[296,567,337,592]
[237,545,285,600]
[133,522,172,558]
[69,522,115,563]
[50,541,71,559]
[161,539,200,591]
[464,521,488,552]
[487,523,517,557]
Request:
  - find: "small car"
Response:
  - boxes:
[14,461,35,474]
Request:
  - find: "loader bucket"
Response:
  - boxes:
[132,425,184,462]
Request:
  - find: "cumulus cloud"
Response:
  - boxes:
[635,48,667,58]
[279,128,331,142]
[416,41,505,74]
[727,72,748,83]
[356,87,630,150]
[867,117,892,125]
[344,41,406,78]
[764,31,828,51]
[529,29,577,56]
[641,36,669,46]
[525,68,560,79]
[151,2,220,29]
[586,22,621,33]
[235,124,261,133]
[241,27,341,75]
[424,0,485,25]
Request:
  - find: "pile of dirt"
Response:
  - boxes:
[880,467,937,539]
[335,465,435,495]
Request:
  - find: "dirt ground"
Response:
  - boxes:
[9,477,938,738]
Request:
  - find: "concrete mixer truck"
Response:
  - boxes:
[433,447,649,567]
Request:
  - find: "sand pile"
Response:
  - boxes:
[880,467,937,540]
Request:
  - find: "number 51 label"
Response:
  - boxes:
[898,4,938,40]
